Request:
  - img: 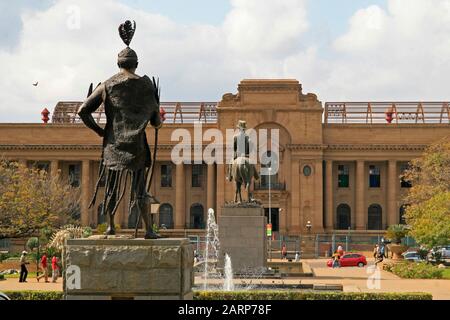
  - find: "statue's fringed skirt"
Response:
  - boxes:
[89,161,149,217]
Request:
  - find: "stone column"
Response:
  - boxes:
[355,160,365,230]
[50,160,59,178]
[206,163,216,212]
[387,160,398,227]
[81,160,91,226]
[175,163,186,229]
[216,164,225,217]
[325,160,334,230]
[290,160,300,232]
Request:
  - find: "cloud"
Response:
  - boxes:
[0,0,449,122]
[320,0,450,101]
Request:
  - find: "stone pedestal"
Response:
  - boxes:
[63,238,194,300]
[218,204,267,273]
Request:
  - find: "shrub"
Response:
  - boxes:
[2,290,432,300]
[0,274,4,280]
[4,291,63,300]
[194,291,432,300]
[26,237,39,251]
[384,262,444,279]
[386,224,409,244]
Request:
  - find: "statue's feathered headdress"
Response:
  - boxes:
[118,20,136,46]
[117,20,138,68]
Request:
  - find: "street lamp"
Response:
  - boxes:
[306,220,312,234]
[268,167,272,262]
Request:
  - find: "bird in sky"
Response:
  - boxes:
[32,82,38,86]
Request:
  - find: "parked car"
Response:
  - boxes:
[402,251,424,262]
[428,246,450,261]
[327,253,367,268]
[0,292,10,300]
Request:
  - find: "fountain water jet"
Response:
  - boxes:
[203,208,220,290]
[223,253,235,291]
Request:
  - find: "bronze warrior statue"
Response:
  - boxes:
[78,20,162,239]
[227,120,260,203]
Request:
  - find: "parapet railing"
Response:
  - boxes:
[324,101,450,124]
[51,102,218,124]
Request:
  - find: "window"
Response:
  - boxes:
[336,204,351,230]
[261,151,279,187]
[191,164,203,188]
[303,165,312,177]
[190,204,204,229]
[159,204,174,229]
[369,165,381,188]
[338,165,349,188]
[34,161,50,173]
[400,164,412,188]
[68,164,81,187]
[161,164,172,187]
[368,204,383,230]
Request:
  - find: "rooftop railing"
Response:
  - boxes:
[325,102,450,124]
[51,102,218,124]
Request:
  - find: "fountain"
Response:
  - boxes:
[203,208,220,290]
[223,254,235,291]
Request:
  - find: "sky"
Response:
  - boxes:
[0,0,449,122]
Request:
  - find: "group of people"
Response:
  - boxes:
[19,251,60,283]
[331,245,345,268]
[280,243,300,261]
[374,243,387,266]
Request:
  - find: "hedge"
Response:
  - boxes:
[3,290,432,300]
[383,262,444,279]
[4,291,64,300]
[194,291,432,300]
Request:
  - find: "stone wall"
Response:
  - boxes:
[218,205,267,273]
[63,238,194,300]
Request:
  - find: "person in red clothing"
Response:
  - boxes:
[281,243,287,260]
[37,252,49,283]
[51,256,60,283]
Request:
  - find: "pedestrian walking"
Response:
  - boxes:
[337,245,344,257]
[19,251,29,283]
[37,252,49,283]
[281,243,287,260]
[51,256,60,283]
[332,251,340,268]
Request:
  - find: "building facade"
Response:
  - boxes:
[1,79,449,237]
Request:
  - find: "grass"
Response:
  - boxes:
[442,268,450,280]
[4,272,37,279]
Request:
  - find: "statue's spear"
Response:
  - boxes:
[134,77,160,238]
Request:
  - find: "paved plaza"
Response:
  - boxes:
[2,258,449,300]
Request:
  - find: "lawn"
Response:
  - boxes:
[442,268,450,280]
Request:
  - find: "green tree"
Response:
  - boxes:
[401,138,450,249]
[0,160,80,238]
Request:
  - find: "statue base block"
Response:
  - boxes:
[218,203,267,273]
[63,238,194,300]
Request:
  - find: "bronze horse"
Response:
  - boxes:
[228,156,260,203]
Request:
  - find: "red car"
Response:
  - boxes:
[327,253,367,268]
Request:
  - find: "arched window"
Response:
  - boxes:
[336,204,351,230]
[368,204,383,230]
[190,204,204,229]
[159,204,174,229]
[399,205,408,225]
[261,150,279,187]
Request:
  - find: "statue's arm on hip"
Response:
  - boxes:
[78,84,106,137]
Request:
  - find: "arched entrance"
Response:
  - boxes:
[190,204,204,229]
[368,204,383,230]
[159,203,174,229]
[336,204,351,230]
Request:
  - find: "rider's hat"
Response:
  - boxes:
[237,120,247,129]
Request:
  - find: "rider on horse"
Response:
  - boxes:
[227,120,260,202]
